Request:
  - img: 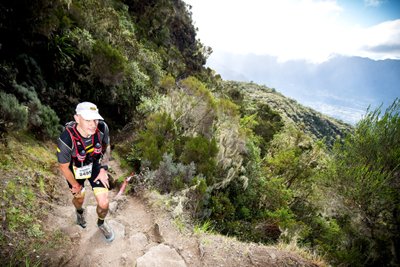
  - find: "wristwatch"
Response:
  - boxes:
[100,165,109,171]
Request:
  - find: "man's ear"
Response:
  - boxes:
[74,114,80,123]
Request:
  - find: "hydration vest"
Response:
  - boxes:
[65,121,105,167]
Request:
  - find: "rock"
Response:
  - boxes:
[109,200,119,214]
[151,223,164,243]
[109,220,125,240]
[136,244,186,267]
[129,232,148,248]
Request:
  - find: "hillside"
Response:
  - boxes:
[208,52,400,124]
[1,1,399,266]
[0,133,321,266]
[222,81,351,146]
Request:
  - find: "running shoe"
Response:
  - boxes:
[98,221,115,242]
[76,210,87,228]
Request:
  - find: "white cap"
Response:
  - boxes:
[75,102,104,120]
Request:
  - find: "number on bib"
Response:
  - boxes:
[73,163,93,179]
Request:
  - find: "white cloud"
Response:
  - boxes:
[185,0,400,62]
[364,0,384,7]
[356,19,400,60]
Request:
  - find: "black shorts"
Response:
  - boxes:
[66,164,107,191]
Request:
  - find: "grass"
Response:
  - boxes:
[173,217,186,233]
[276,236,327,267]
[193,220,214,235]
[0,131,66,266]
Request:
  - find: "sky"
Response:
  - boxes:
[184,0,400,63]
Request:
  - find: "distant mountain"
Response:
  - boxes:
[223,80,351,146]
[208,52,400,124]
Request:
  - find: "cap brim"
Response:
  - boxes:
[78,112,104,120]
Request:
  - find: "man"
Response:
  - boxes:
[57,102,114,242]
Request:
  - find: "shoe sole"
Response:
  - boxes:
[100,227,115,242]
[77,223,87,228]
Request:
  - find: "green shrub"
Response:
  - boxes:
[152,153,196,193]
[0,92,28,133]
[159,74,176,92]
[253,103,283,157]
[133,112,177,169]
[34,104,61,139]
[137,47,163,86]
[185,176,210,219]
[210,192,235,223]
[9,82,61,139]
[180,77,216,108]
[180,136,218,182]
[217,98,240,118]
[91,41,128,86]
[227,87,244,106]
[325,98,400,266]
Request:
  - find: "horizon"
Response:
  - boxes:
[184,0,400,124]
[185,0,400,62]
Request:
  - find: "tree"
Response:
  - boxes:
[328,99,400,266]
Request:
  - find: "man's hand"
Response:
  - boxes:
[71,184,83,198]
[94,168,109,188]
[59,162,83,195]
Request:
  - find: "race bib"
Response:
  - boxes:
[73,163,93,179]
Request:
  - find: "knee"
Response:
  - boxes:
[74,196,85,205]
[97,197,109,210]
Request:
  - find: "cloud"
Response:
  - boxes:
[364,44,400,54]
[354,19,400,60]
[186,0,400,62]
[364,0,384,7]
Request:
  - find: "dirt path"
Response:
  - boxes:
[44,159,321,267]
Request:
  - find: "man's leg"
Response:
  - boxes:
[66,179,87,228]
[94,189,109,224]
[94,189,114,242]
[72,189,87,228]
[72,194,85,210]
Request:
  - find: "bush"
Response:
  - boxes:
[180,135,218,182]
[185,176,210,219]
[210,192,235,223]
[133,112,177,169]
[326,98,400,266]
[253,103,283,156]
[0,92,28,133]
[10,82,61,139]
[151,153,196,193]
[91,41,128,86]
[29,103,61,139]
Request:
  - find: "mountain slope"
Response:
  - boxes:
[209,52,400,124]
[223,80,352,146]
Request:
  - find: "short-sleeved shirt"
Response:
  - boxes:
[57,121,110,179]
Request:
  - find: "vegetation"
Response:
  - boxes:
[0,133,67,266]
[0,1,398,266]
[322,99,400,266]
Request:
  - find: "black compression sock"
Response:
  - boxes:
[97,217,105,226]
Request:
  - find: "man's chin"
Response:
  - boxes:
[87,130,96,135]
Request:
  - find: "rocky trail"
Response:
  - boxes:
[43,159,320,267]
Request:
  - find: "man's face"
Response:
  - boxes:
[74,114,98,137]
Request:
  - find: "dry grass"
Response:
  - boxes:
[276,237,327,267]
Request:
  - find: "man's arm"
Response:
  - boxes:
[94,143,111,189]
[59,162,81,194]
